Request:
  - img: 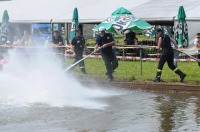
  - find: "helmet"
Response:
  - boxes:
[98,26,106,37]
[99,26,106,32]
[123,29,131,35]
[156,28,163,33]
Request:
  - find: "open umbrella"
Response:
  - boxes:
[69,7,79,42]
[93,7,152,34]
[0,10,9,44]
[174,6,189,47]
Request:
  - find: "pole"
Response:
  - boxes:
[50,19,53,41]
[174,48,200,62]
[63,47,101,72]
[140,48,142,76]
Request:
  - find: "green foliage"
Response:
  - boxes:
[66,58,200,85]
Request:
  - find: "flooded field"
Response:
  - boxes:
[0,89,200,132]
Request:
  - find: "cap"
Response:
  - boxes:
[156,28,162,32]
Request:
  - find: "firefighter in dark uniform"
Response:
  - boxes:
[71,29,88,74]
[153,28,186,82]
[52,30,65,66]
[94,27,118,82]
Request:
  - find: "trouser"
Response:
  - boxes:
[157,48,176,71]
[173,50,179,67]
[73,50,86,74]
[155,48,185,81]
[101,52,118,78]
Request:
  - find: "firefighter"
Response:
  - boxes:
[153,28,186,82]
[71,29,89,74]
[94,26,118,82]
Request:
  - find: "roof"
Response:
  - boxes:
[130,0,200,21]
[0,0,150,23]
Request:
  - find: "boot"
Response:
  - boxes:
[175,69,186,82]
[153,71,161,82]
[107,76,114,82]
[81,68,87,74]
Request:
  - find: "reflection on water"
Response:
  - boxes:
[155,92,200,132]
[0,89,200,131]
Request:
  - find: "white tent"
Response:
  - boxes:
[0,0,150,23]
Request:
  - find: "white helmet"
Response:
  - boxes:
[99,26,106,32]
[123,29,131,35]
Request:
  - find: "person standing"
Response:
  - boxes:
[20,30,31,46]
[153,28,186,82]
[124,30,136,55]
[170,33,179,68]
[52,30,65,66]
[194,33,200,67]
[71,29,89,74]
[12,34,20,46]
[94,26,118,82]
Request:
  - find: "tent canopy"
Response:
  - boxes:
[0,0,150,23]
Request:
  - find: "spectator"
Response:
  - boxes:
[52,30,65,66]
[134,37,145,57]
[12,34,20,46]
[169,33,179,68]
[124,29,136,45]
[124,29,136,55]
[20,30,31,46]
[194,33,200,67]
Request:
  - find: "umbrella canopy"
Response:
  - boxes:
[0,10,9,44]
[93,7,152,34]
[175,6,189,47]
[69,7,79,42]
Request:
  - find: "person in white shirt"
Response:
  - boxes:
[12,35,20,46]
[170,33,179,68]
[194,33,200,67]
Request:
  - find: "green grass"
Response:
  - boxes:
[66,58,200,85]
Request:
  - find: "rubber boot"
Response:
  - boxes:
[153,72,161,82]
[107,75,114,82]
[80,67,87,74]
[175,69,186,82]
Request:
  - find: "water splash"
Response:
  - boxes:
[0,48,117,109]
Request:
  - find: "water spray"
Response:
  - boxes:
[63,47,101,72]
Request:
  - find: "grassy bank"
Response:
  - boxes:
[66,58,200,85]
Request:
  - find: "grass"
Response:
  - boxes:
[66,58,200,85]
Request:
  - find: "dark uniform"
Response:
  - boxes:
[124,31,136,54]
[52,35,64,53]
[153,32,186,82]
[96,33,118,80]
[71,35,87,74]
[125,31,136,45]
[52,35,65,66]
